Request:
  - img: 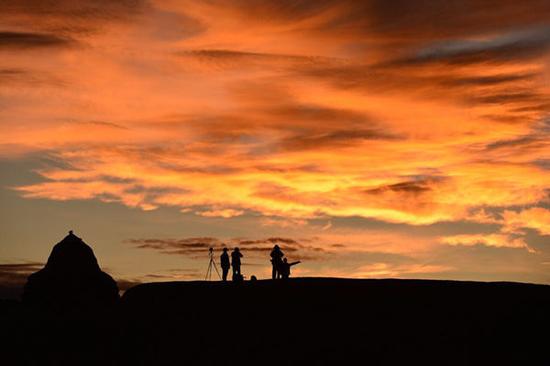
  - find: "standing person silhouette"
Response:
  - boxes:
[231,247,243,278]
[220,247,230,282]
[270,245,284,279]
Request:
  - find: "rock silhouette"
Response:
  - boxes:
[23,231,119,308]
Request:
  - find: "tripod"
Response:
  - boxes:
[205,247,221,281]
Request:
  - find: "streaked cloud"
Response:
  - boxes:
[502,207,550,236]
[440,234,532,252]
[0,262,43,298]
[384,26,550,67]
[196,208,244,218]
[0,31,73,49]
[1,0,550,283]
[0,262,42,282]
[126,236,328,261]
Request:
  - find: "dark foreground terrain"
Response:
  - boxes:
[2,278,549,365]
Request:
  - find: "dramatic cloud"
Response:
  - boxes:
[1,0,550,284]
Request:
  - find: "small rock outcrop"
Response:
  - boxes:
[23,231,119,308]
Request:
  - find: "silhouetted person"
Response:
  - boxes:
[280,258,300,279]
[270,245,284,279]
[231,247,243,277]
[220,247,230,281]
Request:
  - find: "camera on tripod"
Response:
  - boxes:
[205,247,221,280]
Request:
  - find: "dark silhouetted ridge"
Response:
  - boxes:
[3,276,549,365]
[116,278,550,366]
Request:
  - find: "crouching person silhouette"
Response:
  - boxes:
[231,247,243,281]
[280,258,301,279]
[220,247,230,281]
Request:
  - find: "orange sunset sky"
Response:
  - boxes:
[1,0,549,290]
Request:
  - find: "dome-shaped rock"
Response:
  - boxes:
[23,231,119,308]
